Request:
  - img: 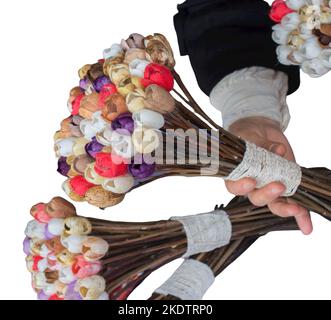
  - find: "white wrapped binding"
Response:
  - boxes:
[171,210,232,258]
[224,141,302,196]
[154,259,215,300]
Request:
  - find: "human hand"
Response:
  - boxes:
[226,116,313,235]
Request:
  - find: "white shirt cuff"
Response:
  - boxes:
[209,66,291,131]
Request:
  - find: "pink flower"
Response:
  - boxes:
[269,0,294,23]
[72,255,102,278]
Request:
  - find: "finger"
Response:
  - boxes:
[225,178,256,196]
[268,198,302,217]
[295,209,313,235]
[260,140,287,157]
[247,182,285,207]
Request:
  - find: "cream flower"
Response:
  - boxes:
[103,43,123,60]
[302,58,329,76]
[132,109,165,129]
[102,174,135,194]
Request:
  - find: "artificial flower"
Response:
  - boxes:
[94,152,128,178]
[269,0,294,23]
[102,93,128,122]
[69,175,96,197]
[84,186,125,208]
[141,63,174,91]
[144,84,176,114]
[81,237,109,261]
[111,112,135,134]
[121,33,145,50]
[132,109,165,129]
[102,174,135,194]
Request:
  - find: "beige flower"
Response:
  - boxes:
[79,92,103,120]
[82,237,109,261]
[144,33,175,69]
[124,48,147,65]
[46,197,77,219]
[144,84,175,114]
[73,154,94,174]
[78,64,92,79]
[102,93,128,122]
[85,186,125,208]
[126,88,146,113]
[121,33,145,50]
[63,217,92,236]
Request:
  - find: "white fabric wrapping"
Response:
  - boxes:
[154,259,215,300]
[224,141,302,196]
[209,66,290,131]
[171,210,232,258]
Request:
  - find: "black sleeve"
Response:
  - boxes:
[174,0,300,95]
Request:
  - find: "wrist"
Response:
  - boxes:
[209,67,291,132]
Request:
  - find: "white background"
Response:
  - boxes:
[0,0,331,300]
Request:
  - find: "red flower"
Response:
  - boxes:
[269,0,294,23]
[141,63,174,91]
[69,176,96,197]
[94,152,128,178]
[71,93,85,115]
[30,203,51,223]
[32,256,43,272]
[49,294,64,300]
[98,83,117,106]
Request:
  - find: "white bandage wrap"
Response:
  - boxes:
[224,141,302,196]
[171,210,232,258]
[209,67,290,131]
[154,259,215,300]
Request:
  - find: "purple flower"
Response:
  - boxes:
[57,157,70,177]
[79,78,91,91]
[44,227,55,240]
[111,113,135,134]
[129,158,156,179]
[65,281,82,300]
[23,237,31,255]
[94,76,111,92]
[85,137,104,158]
[37,290,50,300]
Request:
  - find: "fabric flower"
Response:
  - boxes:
[71,93,85,116]
[80,112,108,140]
[63,217,92,236]
[94,152,128,178]
[286,0,307,10]
[87,63,105,82]
[94,76,111,92]
[133,109,165,129]
[132,127,160,154]
[108,63,130,87]
[47,218,65,236]
[272,24,290,45]
[55,138,76,157]
[269,0,294,23]
[46,197,77,219]
[129,158,156,179]
[57,157,71,177]
[144,33,176,69]
[299,37,322,59]
[111,112,135,134]
[85,137,104,158]
[126,88,146,113]
[25,221,46,240]
[73,154,94,174]
[85,186,125,208]
[98,83,117,106]
[78,64,91,79]
[121,33,145,50]
[61,235,86,254]
[75,275,106,300]
[144,84,176,114]
[30,203,51,223]
[108,131,136,159]
[102,93,129,122]
[102,174,135,194]
[72,256,102,279]
[302,58,329,76]
[79,92,103,120]
[69,176,96,197]
[281,12,300,31]
[129,59,150,78]
[124,48,147,65]
[103,43,124,60]
[141,63,174,91]
[81,237,109,261]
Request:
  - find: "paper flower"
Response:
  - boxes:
[141,63,174,91]
[111,112,135,134]
[269,0,294,23]
[85,137,104,158]
[94,152,128,178]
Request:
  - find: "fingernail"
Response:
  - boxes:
[271,187,282,195]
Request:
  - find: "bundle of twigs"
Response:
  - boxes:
[24,196,298,300]
[53,33,331,222]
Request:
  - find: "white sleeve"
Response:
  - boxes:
[209,66,290,131]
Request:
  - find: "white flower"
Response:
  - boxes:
[302,58,330,77]
[281,13,301,31]
[59,266,76,284]
[133,109,165,130]
[47,218,64,236]
[63,217,92,236]
[54,138,76,157]
[61,234,87,254]
[107,131,136,158]
[80,112,107,140]
[299,37,322,59]
[84,164,105,185]
[76,275,106,300]
[272,24,290,45]
[82,237,109,261]
[276,45,293,65]
[102,174,135,194]
[319,49,331,68]
[96,127,113,146]
[291,50,306,63]
[25,220,46,239]
[103,44,123,60]
[39,244,51,258]
[299,23,314,36]
[43,283,58,296]
[37,258,48,272]
[132,127,160,154]
[129,59,150,78]
[286,0,307,10]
